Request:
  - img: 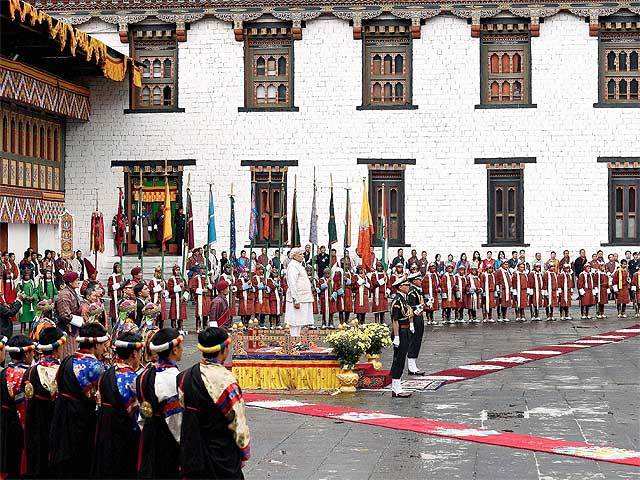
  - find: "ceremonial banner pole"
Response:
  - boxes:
[309,167,318,279]
[117,187,124,274]
[279,173,285,271]
[344,181,351,269]
[229,182,236,264]
[181,173,190,279]
[94,189,99,270]
[138,168,144,273]
[248,175,258,275]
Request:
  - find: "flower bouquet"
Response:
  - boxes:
[326,326,371,370]
[362,323,391,370]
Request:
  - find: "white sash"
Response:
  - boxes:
[197,276,203,315]
[111,274,118,307]
[484,273,490,306]
[174,276,181,315]
[516,273,522,305]
[446,274,453,301]
[563,274,569,303]
[534,273,541,307]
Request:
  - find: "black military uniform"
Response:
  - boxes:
[390,286,413,398]
[406,277,425,375]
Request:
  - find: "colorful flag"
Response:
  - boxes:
[90,211,105,254]
[229,194,237,261]
[185,188,194,251]
[114,189,126,257]
[344,187,351,249]
[162,177,173,247]
[249,182,258,242]
[309,170,318,245]
[207,185,217,244]
[290,181,300,247]
[356,180,375,271]
[328,179,337,246]
[380,185,388,269]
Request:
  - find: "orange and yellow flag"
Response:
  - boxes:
[162,177,173,245]
[356,180,375,271]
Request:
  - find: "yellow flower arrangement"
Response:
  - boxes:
[326,325,372,369]
[362,323,392,356]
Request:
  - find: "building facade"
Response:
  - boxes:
[33,1,640,270]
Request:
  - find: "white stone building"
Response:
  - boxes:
[13,1,640,270]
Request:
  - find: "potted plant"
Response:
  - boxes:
[326,326,371,392]
[362,323,391,370]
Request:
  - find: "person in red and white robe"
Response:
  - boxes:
[388,264,406,296]
[331,261,352,324]
[511,262,529,322]
[453,265,467,323]
[306,265,319,319]
[496,262,512,323]
[632,267,640,318]
[440,263,456,324]
[421,263,440,325]
[251,265,270,328]
[317,269,332,328]
[480,264,497,323]
[107,263,123,323]
[267,270,284,328]
[148,266,168,329]
[369,262,389,324]
[542,264,559,320]
[352,266,370,324]
[219,264,236,319]
[577,262,596,320]
[188,265,212,333]
[166,265,188,332]
[465,263,482,323]
[557,263,574,320]
[234,273,255,326]
[612,260,631,318]
[594,263,609,319]
[528,263,545,321]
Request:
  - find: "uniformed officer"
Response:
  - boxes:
[389,275,421,398]
[406,272,425,376]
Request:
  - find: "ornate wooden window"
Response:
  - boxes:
[487,169,524,245]
[480,20,532,107]
[252,169,288,246]
[609,168,640,244]
[129,27,180,112]
[361,22,413,109]
[368,169,405,245]
[598,16,640,106]
[244,25,295,110]
[1,104,64,191]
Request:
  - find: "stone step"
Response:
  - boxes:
[97,255,183,282]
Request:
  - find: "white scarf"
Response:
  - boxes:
[197,276,204,315]
[111,273,119,307]
[562,273,569,303]
[533,273,541,307]
[446,274,453,301]
[274,279,281,314]
[516,272,522,305]
[358,275,366,305]
[427,273,434,300]
[484,272,491,306]
[173,276,181,315]
[501,269,509,293]
[256,275,263,304]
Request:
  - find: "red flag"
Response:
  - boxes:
[114,189,126,257]
[90,211,105,253]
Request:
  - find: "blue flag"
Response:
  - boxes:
[230,194,236,262]
[207,185,217,244]
[249,182,258,242]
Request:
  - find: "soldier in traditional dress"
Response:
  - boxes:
[307,265,319,324]
[252,264,270,328]
[167,265,188,332]
[543,263,559,320]
[613,259,631,318]
[406,272,426,376]
[178,327,251,479]
[92,331,143,478]
[389,276,418,398]
[189,265,212,333]
[330,261,348,325]
[420,263,439,325]
[353,265,371,325]
[208,279,232,329]
[107,262,123,323]
[0,335,35,478]
[528,262,545,321]
[49,323,109,478]
[577,262,596,319]
[632,266,640,318]
[558,263,574,320]
[234,272,255,327]
[465,263,482,324]
[480,263,497,323]
[136,328,183,479]
[496,262,512,323]
[440,263,456,324]
[370,261,389,324]
[453,265,467,323]
[23,327,64,477]
[388,263,406,295]
[511,262,529,322]
[148,265,168,329]
[220,263,236,320]
[267,269,285,328]
[594,263,610,319]
[318,268,332,328]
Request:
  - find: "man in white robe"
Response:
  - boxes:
[284,248,314,337]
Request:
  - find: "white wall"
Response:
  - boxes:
[38,224,58,252]
[64,14,640,271]
[8,223,29,254]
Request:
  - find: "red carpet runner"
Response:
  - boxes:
[244,394,640,467]
[423,324,640,384]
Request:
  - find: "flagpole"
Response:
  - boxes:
[181,174,190,279]
[248,174,255,276]
[344,181,350,271]
[311,167,317,280]
[118,187,124,274]
[161,161,167,274]
[138,168,144,274]
[229,182,235,264]
[205,182,212,285]
[279,172,285,272]
[94,189,99,271]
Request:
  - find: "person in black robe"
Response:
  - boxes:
[23,327,64,478]
[92,332,143,478]
[178,327,251,479]
[0,335,35,479]
[136,327,184,479]
[48,323,109,479]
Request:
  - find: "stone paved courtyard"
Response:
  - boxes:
[179,308,640,480]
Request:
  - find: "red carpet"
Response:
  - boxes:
[245,394,640,467]
[423,324,640,384]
